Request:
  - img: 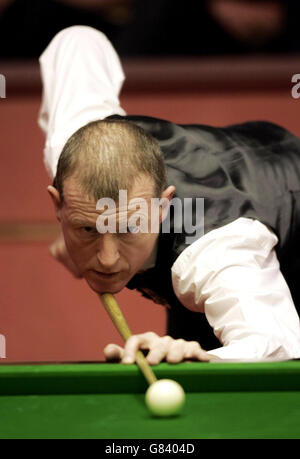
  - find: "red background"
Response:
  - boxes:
[0,57,299,362]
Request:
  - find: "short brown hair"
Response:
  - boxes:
[54,119,166,203]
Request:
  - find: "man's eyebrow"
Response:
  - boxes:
[70,218,96,226]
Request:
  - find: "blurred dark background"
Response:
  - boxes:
[0,0,300,58]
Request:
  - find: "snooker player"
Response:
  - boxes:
[38,26,300,363]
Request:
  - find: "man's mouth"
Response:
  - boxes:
[91,270,120,278]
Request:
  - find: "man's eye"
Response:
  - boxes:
[82,226,96,234]
[127,225,139,234]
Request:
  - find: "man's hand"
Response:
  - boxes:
[104,332,213,365]
[49,231,82,278]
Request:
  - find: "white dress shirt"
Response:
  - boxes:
[172,217,300,360]
[38,25,126,179]
[39,26,300,361]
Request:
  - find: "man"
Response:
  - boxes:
[39,26,300,364]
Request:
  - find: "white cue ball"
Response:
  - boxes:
[145,379,185,417]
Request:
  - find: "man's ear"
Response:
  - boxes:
[159,185,175,222]
[47,185,62,222]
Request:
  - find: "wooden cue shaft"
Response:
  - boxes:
[100,293,157,386]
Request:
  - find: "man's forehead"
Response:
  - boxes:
[62,176,155,214]
[63,178,96,205]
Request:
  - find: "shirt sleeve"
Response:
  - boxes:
[171,217,300,361]
[38,26,126,179]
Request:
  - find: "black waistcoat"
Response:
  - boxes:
[108,115,300,349]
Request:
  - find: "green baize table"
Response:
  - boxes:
[0,360,300,439]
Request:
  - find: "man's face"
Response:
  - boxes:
[56,176,162,294]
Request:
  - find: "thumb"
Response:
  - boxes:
[103,343,124,362]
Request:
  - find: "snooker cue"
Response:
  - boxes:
[100,293,157,386]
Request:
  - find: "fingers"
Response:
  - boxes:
[146,335,174,365]
[183,341,211,362]
[162,339,210,363]
[124,334,211,364]
[104,334,212,366]
[165,339,187,363]
[122,332,159,364]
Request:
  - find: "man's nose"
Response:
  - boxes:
[96,233,120,269]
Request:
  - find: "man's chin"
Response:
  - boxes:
[85,276,126,295]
